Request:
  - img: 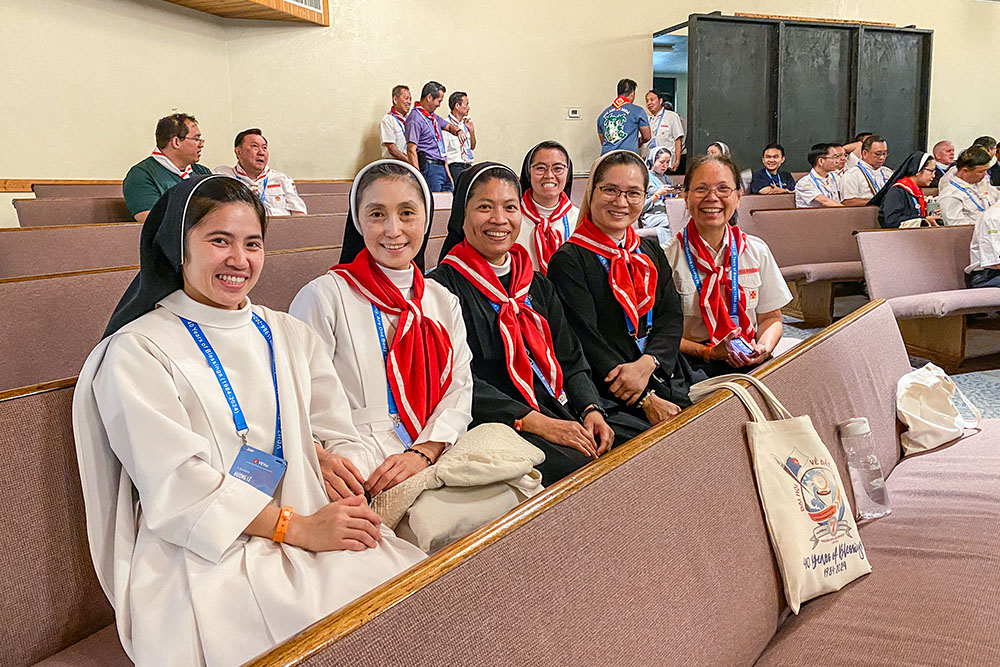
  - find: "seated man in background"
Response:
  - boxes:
[972,135,1000,186]
[749,143,795,194]
[939,147,998,226]
[843,132,869,170]
[965,200,1000,288]
[841,135,893,206]
[930,140,955,188]
[795,143,844,208]
[215,128,307,216]
[123,113,211,222]
[380,84,411,161]
[597,78,651,155]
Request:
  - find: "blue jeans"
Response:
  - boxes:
[421,161,453,193]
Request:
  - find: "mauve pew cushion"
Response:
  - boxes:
[33,625,130,667]
[887,288,1000,319]
[755,420,1000,666]
[780,261,865,283]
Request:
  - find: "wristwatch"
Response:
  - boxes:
[580,403,608,420]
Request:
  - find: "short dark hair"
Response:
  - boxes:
[391,84,409,98]
[762,143,785,158]
[617,78,637,96]
[234,128,265,149]
[973,136,997,150]
[956,147,993,171]
[420,81,446,100]
[593,150,648,191]
[185,177,268,250]
[155,113,197,150]
[861,135,886,152]
[448,91,468,111]
[854,132,873,142]
[808,143,833,167]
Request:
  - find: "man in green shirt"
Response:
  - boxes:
[123,113,211,222]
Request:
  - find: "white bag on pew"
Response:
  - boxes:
[897,363,981,455]
[690,373,872,614]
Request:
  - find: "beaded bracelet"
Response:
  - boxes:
[406,448,434,466]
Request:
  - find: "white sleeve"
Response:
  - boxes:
[841,169,870,200]
[280,174,307,214]
[379,115,395,144]
[976,209,1000,267]
[795,176,820,207]
[668,112,684,139]
[938,192,967,226]
[754,241,793,314]
[94,334,271,564]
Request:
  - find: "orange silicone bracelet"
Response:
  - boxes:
[273,506,293,544]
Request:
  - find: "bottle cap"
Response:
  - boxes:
[838,417,871,438]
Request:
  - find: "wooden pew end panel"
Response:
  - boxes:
[783,279,835,328]
[896,316,966,372]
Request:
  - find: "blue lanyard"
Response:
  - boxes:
[390,112,405,132]
[810,171,839,200]
[952,181,986,212]
[857,163,886,191]
[651,109,666,144]
[683,227,740,320]
[560,214,571,239]
[258,175,269,203]
[370,304,415,447]
[595,253,654,349]
[766,171,785,189]
[180,314,283,460]
[487,297,568,404]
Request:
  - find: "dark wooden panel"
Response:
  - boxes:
[688,17,776,173]
[777,25,854,172]
[856,29,929,165]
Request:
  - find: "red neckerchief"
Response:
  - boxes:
[441,242,563,410]
[389,107,407,125]
[612,96,630,110]
[567,216,657,334]
[331,250,454,441]
[233,164,271,197]
[414,105,441,142]
[520,190,574,274]
[894,177,927,216]
[674,221,755,345]
[151,150,192,179]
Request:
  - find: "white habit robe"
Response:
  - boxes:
[73,290,425,667]
[514,198,580,273]
[289,264,474,475]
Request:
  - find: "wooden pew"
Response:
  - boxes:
[296,181,352,195]
[856,225,1000,370]
[32,183,124,198]
[743,206,878,327]
[736,193,795,224]
[300,193,349,215]
[790,170,807,182]
[13,197,134,226]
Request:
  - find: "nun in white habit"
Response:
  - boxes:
[289,160,473,498]
[72,175,425,667]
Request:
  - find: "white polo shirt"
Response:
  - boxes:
[968,207,1000,272]
[664,232,792,342]
[443,115,473,165]
[648,108,685,154]
[939,176,998,226]
[841,161,894,200]
[380,112,407,158]
[213,165,307,216]
[795,169,842,208]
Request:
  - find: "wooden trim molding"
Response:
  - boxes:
[161,0,329,25]
[0,376,78,402]
[246,298,888,666]
[734,12,895,27]
[0,179,121,193]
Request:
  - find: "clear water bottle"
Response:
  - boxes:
[838,417,891,520]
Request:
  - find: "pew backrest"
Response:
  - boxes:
[299,193,349,215]
[737,193,796,222]
[294,181,352,195]
[32,183,124,198]
[743,206,878,266]
[856,226,974,299]
[250,246,341,311]
[13,197,134,226]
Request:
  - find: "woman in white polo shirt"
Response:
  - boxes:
[664,154,792,378]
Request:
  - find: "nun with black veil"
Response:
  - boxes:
[429,162,648,486]
[72,175,424,667]
[514,140,580,274]
[869,150,942,228]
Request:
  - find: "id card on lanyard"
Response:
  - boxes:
[427,113,446,158]
[370,304,416,446]
[487,298,568,405]
[257,175,269,204]
[766,171,785,189]
[595,254,653,352]
[810,171,839,200]
[180,314,286,496]
[682,227,745,344]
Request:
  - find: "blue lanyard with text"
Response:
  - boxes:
[370,304,415,447]
[766,171,786,189]
[487,297,568,404]
[683,227,740,321]
[810,171,839,200]
[858,163,885,191]
[180,314,283,459]
[560,214,571,239]
[258,176,269,203]
[595,253,653,351]
[652,109,666,144]
[952,181,987,212]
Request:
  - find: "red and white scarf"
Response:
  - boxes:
[521,190,574,274]
[389,107,407,126]
[332,250,454,441]
[151,150,192,179]
[414,105,442,142]
[893,177,927,217]
[567,216,657,334]
[233,164,272,198]
[611,96,630,110]
[675,220,755,345]
[441,242,563,410]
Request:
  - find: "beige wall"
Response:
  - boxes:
[1,0,998,227]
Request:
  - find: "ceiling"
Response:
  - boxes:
[653,33,688,75]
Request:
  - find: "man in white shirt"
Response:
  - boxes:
[841,135,894,206]
[214,128,307,216]
[443,90,476,185]
[795,144,844,208]
[930,140,955,188]
[939,147,997,226]
[380,85,411,161]
[644,90,684,171]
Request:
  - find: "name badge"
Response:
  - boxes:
[229,444,287,496]
[636,336,648,353]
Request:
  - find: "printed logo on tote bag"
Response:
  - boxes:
[775,448,853,548]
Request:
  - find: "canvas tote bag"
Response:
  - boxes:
[690,373,872,613]
[897,363,982,455]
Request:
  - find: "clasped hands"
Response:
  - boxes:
[605,355,681,425]
[313,441,442,502]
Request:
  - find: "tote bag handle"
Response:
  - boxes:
[690,373,794,420]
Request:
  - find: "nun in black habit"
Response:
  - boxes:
[869,151,941,229]
[428,162,647,486]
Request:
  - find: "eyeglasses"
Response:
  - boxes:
[531,164,568,177]
[597,185,644,204]
[184,136,205,145]
[870,151,889,157]
[688,184,736,198]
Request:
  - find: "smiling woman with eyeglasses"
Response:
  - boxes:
[515,141,580,274]
[547,150,696,426]
[663,153,792,379]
